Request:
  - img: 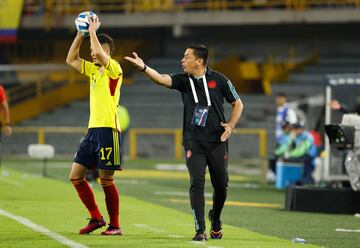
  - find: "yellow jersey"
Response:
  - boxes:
[81,59,123,130]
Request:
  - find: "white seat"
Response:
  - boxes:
[27,144,55,159]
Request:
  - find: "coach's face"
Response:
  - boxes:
[181,48,203,75]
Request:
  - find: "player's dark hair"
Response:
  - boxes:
[97,33,114,55]
[188,43,208,66]
[277,92,287,98]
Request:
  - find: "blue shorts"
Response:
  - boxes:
[74,128,122,170]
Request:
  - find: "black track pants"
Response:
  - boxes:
[184,140,229,232]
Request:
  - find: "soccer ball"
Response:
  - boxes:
[75,11,99,36]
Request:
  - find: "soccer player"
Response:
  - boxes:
[66,17,123,235]
[0,85,12,136]
[0,84,12,168]
[125,44,243,241]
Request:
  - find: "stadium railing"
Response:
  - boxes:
[128,127,267,160]
[10,126,267,159]
[23,0,360,16]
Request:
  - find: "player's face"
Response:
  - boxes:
[181,48,203,74]
[90,43,111,66]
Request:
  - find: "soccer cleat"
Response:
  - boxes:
[192,231,207,241]
[79,217,106,234]
[210,229,223,239]
[101,225,123,235]
[209,209,223,239]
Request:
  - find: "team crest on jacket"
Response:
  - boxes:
[186,150,192,158]
[207,80,217,89]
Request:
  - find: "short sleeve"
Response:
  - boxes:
[170,73,186,92]
[0,86,6,103]
[81,60,95,77]
[286,108,298,124]
[105,58,122,79]
[222,77,240,103]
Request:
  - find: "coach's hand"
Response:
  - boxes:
[220,122,234,142]
[124,52,146,71]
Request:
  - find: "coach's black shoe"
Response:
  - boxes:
[192,231,207,241]
[209,209,223,239]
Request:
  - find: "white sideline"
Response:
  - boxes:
[0,208,88,248]
[0,177,22,186]
[133,224,223,248]
[335,228,360,233]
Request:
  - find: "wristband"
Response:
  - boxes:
[139,64,147,72]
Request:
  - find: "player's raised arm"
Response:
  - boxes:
[88,17,109,67]
[124,52,172,88]
[66,32,84,72]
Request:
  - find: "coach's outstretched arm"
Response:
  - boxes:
[124,52,172,88]
[66,32,84,72]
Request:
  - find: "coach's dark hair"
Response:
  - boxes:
[97,33,115,55]
[188,43,208,66]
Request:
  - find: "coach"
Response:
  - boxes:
[125,44,243,241]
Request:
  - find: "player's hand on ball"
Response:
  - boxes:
[75,11,99,36]
[124,52,146,71]
[88,16,100,33]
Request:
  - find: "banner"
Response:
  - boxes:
[0,0,24,42]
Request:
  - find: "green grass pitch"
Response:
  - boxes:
[0,158,359,248]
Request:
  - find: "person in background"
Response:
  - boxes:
[0,85,12,136]
[275,92,297,143]
[330,97,360,115]
[0,84,12,168]
[117,104,130,160]
[267,93,297,182]
[279,121,317,184]
[267,120,293,182]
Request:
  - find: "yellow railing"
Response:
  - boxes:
[129,128,183,160]
[22,0,360,15]
[4,62,134,124]
[12,126,87,144]
[129,127,267,160]
[11,127,267,159]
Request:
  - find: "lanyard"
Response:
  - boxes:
[189,75,211,107]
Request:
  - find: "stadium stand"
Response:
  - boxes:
[3,0,360,161]
[271,57,360,98]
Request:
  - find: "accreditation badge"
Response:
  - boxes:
[191,105,209,127]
